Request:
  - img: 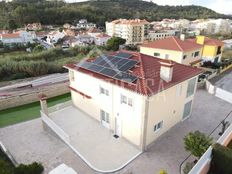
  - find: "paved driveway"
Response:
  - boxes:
[0,89,232,174]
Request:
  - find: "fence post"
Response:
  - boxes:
[38,93,48,115]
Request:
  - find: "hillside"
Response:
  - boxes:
[0,0,230,29]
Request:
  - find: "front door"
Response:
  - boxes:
[100,110,110,129]
[115,115,121,137]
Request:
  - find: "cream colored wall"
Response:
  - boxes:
[69,70,146,148]
[145,77,198,147]
[140,47,202,65]
[140,47,183,63]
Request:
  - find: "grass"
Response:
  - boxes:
[0,93,71,128]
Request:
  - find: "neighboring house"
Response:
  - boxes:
[46,31,65,45]
[188,36,224,63]
[146,29,176,41]
[76,19,96,30]
[87,28,102,37]
[140,36,203,66]
[70,34,94,47]
[0,31,36,44]
[25,23,42,31]
[106,19,149,45]
[64,51,202,150]
[94,33,111,46]
[224,39,232,49]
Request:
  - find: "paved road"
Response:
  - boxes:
[1,89,231,174]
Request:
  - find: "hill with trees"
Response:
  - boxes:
[0,0,230,30]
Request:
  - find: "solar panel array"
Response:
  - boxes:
[76,52,139,83]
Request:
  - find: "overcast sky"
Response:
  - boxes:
[66,0,232,15]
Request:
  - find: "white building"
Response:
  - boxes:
[0,31,36,44]
[94,33,111,46]
[46,31,65,45]
[146,30,176,41]
[64,51,202,150]
[76,19,96,30]
[106,19,149,45]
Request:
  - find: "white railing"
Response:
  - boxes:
[189,123,232,174]
[41,111,70,143]
[215,88,232,104]
[48,100,73,114]
[0,141,18,166]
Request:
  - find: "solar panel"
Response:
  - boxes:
[77,61,92,69]
[115,52,133,59]
[114,72,138,83]
[118,60,138,71]
[100,68,118,77]
[88,64,104,72]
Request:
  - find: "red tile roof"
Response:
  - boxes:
[188,38,224,46]
[95,33,111,38]
[64,51,202,96]
[141,36,203,52]
[0,33,20,39]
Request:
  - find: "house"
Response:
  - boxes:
[0,31,36,44]
[25,23,42,31]
[87,28,102,37]
[188,36,224,63]
[146,29,177,41]
[140,36,203,66]
[64,51,202,150]
[106,19,149,45]
[94,33,111,46]
[46,31,65,45]
[70,34,94,47]
[76,19,96,30]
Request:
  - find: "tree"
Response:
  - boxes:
[106,36,126,51]
[33,45,44,52]
[184,131,213,158]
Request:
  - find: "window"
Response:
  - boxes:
[194,51,200,57]
[100,110,110,123]
[183,100,192,119]
[154,52,160,57]
[128,98,133,107]
[165,54,169,59]
[70,71,75,81]
[186,78,196,97]
[154,121,163,132]
[121,94,133,107]
[183,55,187,59]
[121,95,127,104]
[100,87,109,96]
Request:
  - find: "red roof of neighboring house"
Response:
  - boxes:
[0,33,20,39]
[64,51,202,96]
[188,38,224,46]
[95,33,111,38]
[111,19,149,25]
[141,36,203,52]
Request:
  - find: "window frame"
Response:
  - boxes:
[186,78,196,97]
[154,121,163,132]
[154,52,161,57]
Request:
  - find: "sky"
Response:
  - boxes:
[66,0,232,15]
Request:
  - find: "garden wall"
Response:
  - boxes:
[0,82,70,110]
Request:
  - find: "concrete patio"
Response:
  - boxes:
[214,71,232,93]
[48,106,142,173]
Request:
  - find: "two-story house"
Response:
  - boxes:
[140,36,203,66]
[188,36,224,63]
[64,51,202,150]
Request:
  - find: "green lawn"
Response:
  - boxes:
[0,93,71,128]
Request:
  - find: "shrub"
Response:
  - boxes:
[210,143,232,174]
[184,131,213,158]
[0,160,13,174]
[159,169,167,174]
[14,162,44,174]
[183,162,195,174]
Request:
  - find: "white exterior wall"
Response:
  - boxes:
[0,37,23,44]
[69,70,146,148]
[94,37,111,46]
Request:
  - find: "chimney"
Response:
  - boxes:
[196,35,205,45]
[160,61,174,83]
[180,34,185,41]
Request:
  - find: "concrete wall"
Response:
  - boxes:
[145,77,198,147]
[70,70,146,148]
[0,82,70,110]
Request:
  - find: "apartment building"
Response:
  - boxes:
[64,51,202,150]
[106,19,149,45]
[0,31,36,44]
[146,30,176,41]
[140,36,203,66]
[188,36,224,63]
